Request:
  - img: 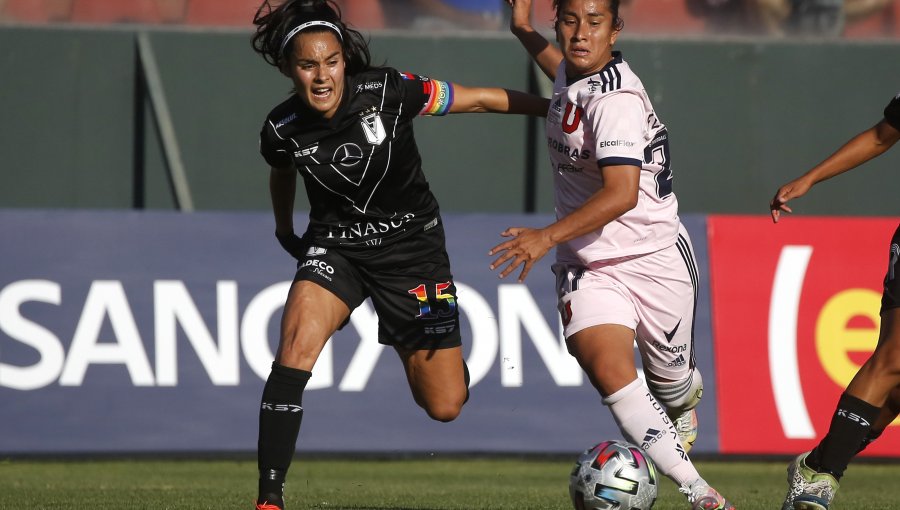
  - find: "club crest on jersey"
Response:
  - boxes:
[561,102,583,134]
[360,111,386,145]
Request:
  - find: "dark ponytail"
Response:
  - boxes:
[252,0,372,74]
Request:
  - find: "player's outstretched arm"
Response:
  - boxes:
[770,119,900,223]
[489,164,640,282]
[448,84,550,116]
[506,0,563,81]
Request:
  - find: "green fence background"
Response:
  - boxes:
[1,26,898,215]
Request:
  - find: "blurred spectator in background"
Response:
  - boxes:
[686,0,792,34]
[792,0,844,34]
[0,0,893,36]
[1,0,74,23]
[687,0,893,35]
[0,0,188,24]
[842,0,894,26]
[380,0,504,30]
[156,0,188,23]
[790,0,892,35]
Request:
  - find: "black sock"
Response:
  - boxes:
[856,428,883,454]
[808,393,880,479]
[258,363,312,504]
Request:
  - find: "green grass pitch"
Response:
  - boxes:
[1,457,898,509]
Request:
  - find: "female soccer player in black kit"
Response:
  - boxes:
[772,91,900,510]
[250,1,548,508]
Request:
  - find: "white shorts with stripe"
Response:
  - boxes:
[553,223,699,381]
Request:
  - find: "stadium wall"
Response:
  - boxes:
[0,26,898,215]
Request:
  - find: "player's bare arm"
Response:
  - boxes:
[449,84,550,116]
[270,165,307,259]
[269,165,297,236]
[770,119,900,223]
[506,0,563,81]
[489,164,640,281]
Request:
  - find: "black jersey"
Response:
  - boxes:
[260,67,449,249]
[885,92,900,131]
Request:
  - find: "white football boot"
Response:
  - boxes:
[680,479,736,510]
[782,452,839,510]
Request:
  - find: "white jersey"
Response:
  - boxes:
[547,52,679,265]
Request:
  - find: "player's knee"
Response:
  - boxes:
[645,367,704,415]
[420,385,468,422]
[867,343,900,377]
[423,399,464,423]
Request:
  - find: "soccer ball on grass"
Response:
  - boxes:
[569,440,658,510]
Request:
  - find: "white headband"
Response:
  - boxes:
[280,20,343,54]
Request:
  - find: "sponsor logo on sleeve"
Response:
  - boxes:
[356,81,384,92]
[275,113,297,129]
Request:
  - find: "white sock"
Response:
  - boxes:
[603,378,701,486]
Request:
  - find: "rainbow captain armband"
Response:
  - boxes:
[419,79,454,116]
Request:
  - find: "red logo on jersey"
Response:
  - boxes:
[561,102,583,134]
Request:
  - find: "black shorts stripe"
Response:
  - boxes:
[675,234,699,369]
[571,267,587,291]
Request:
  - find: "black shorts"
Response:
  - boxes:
[293,221,461,350]
[882,223,900,313]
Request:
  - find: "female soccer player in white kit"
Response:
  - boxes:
[490,1,736,509]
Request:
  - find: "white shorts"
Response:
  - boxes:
[553,224,699,381]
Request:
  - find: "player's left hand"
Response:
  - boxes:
[488,227,553,282]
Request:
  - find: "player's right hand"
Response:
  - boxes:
[488,226,553,282]
[769,177,812,223]
[275,231,307,259]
